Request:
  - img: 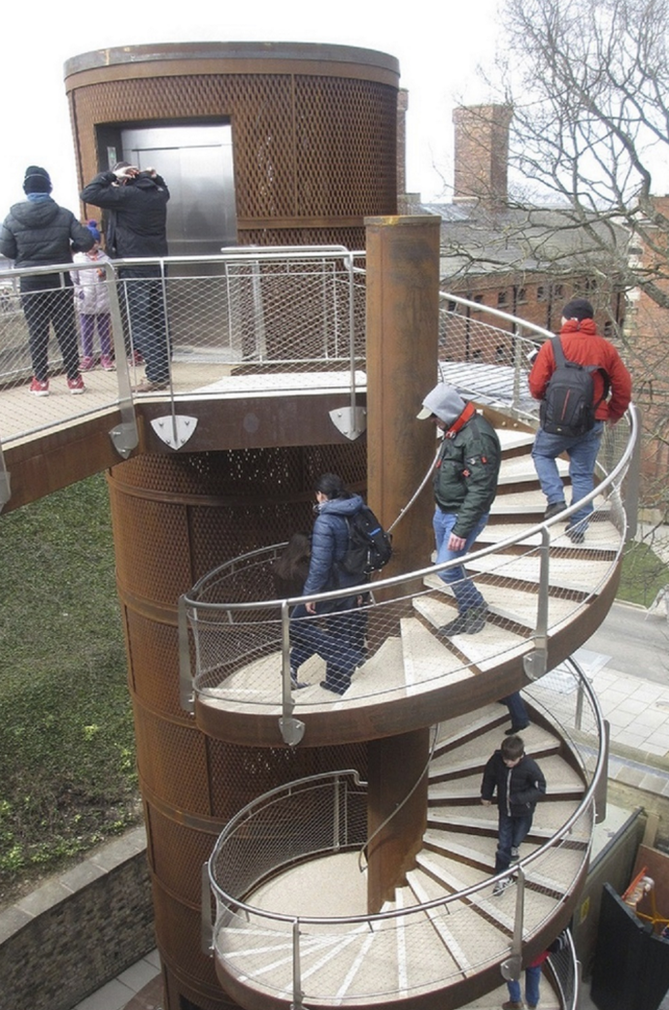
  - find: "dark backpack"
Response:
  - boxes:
[540,337,609,437]
[338,506,393,580]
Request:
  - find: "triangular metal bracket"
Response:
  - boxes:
[151,415,199,449]
[329,406,366,440]
[278,716,306,747]
[109,420,139,459]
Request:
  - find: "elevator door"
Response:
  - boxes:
[121,124,237,255]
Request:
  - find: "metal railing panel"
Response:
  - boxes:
[207,662,602,1005]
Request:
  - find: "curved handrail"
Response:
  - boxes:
[182,406,638,722]
[206,659,602,1004]
[209,655,603,928]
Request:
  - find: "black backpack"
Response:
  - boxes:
[338,506,393,581]
[540,336,609,437]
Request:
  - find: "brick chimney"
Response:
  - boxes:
[452,104,513,205]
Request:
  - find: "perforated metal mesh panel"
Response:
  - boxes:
[109,442,368,1009]
[70,71,396,246]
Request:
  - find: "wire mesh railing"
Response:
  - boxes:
[180,406,637,728]
[205,661,602,1006]
[0,247,366,450]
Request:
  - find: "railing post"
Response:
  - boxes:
[523,527,550,681]
[0,438,11,510]
[333,774,341,851]
[595,721,610,824]
[329,251,366,438]
[201,862,214,955]
[278,600,305,747]
[291,918,304,1010]
[501,866,526,985]
[178,595,195,713]
[105,262,139,459]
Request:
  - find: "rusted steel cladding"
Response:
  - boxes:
[65,42,399,246]
[106,445,369,1009]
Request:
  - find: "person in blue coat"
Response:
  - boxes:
[290,473,366,694]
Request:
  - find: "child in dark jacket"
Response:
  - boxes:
[481,735,546,895]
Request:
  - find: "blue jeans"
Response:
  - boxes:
[507,963,542,1006]
[502,692,529,730]
[496,810,533,873]
[531,421,604,527]
[122,267,170,383]
[290,599,365,692]
[433,508,488,612]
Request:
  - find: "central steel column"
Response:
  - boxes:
[364,215,441,911]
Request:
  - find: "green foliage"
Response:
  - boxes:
[0,474,139,903]
[617,540,669,607]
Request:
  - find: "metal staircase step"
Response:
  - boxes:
[405,868,505,976]
[466,550,615,594]
[399,616,475,691]
[423,572,580,631]
[412,595,528,671]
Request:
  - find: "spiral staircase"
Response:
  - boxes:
[185,388,636,1010]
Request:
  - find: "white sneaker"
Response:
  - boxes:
[493,876,513,896]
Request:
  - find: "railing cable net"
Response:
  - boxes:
[205,659,602,1005]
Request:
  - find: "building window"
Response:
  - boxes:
[604,321,613,337]
[553,283,564,299]
[516,287,527,304]
[497,290,508,307]
[537,285,546,301]
[473,293,483,305]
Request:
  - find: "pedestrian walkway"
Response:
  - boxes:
[71,950,161,1010]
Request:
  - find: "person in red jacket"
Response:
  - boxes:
[528,299,632,542]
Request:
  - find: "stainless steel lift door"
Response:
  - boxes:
[121,124,237,254]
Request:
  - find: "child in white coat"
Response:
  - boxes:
[72,220,114,371]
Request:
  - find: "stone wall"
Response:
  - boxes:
[0,827,155,1010]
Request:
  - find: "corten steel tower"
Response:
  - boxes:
[65,42,399,250]
[64,43,403,1010]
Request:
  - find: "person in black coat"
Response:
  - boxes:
[289,473,366,695]
[81,163,170,392]
[0,166,93,395]
[481,734,547,894]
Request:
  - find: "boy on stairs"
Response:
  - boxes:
[481,734,546,896]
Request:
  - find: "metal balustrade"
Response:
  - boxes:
[0,248,367,451]
[204,657,599,1008]
[179,407,637,740]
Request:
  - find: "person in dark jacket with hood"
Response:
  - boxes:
[481,734,546,895]
[289,473,366,695]
[80,163,170,393]
[0,166,93,395]
[417,382,501,635]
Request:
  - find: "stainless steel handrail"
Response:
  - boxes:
[208,657,603,928]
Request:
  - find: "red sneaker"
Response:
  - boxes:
[67,376,86,395]
[80,356,95,371]
[100,355,115,371]
[30,377,50,396]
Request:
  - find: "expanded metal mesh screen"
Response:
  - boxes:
[70,71,396,229]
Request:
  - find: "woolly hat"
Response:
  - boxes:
[86,219,101,243]
[417,383,467,425]
[23,166,52,194]
[562,298,594,322]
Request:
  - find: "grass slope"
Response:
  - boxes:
[0,474,138,905]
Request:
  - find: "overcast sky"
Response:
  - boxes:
[2,0,501,214]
